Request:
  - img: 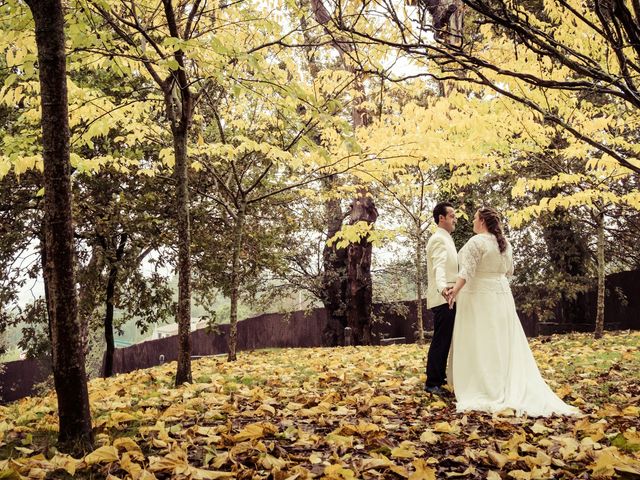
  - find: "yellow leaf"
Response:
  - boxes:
[324,464,356,479]
[391,446,415,459]
[120,452,143,478]
[257,404,276,416]
[429,400,447,410]
[13,446,33,455]
[467,430,480,441]
[590,448,640,477]
[623,429,640,445]
[555,385,573,399]
[260,453,287,471]
[488,450,509,469]
[420,430,440,444]
[508,470,532,480]
[233,423,264,442]
[370,395,393,406]
[84,445,119,465]
[446,466,476,477]
[360,455,393,471]
[110,412,137,424]
[113,437,142,453]
[433,422,454,433]
[409,458,436,480]
[50,454,81,475]
[138,471,158,480]
[191,469,235,479]
[531,421,552,434]
[487,471,501,480]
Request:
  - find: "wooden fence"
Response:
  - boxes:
[2,269,638,402]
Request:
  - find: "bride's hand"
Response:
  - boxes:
[447,288,458,309]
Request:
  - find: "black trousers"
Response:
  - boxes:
[425,303,456,387]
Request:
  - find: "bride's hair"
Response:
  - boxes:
[478,207,508,253]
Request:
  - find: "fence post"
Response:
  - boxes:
[344,327,353,346]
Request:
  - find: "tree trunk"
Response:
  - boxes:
[342,33,376,346]
[346,191,378,345]
[228,204,246,362]
[173,126,193,385]
[297,5,350,347]
[321,177,349,346]
[25,0,93,452]
[307,0,379,346]
[594,210,606,339]
[102,234,127,378]
[414,232,425,344]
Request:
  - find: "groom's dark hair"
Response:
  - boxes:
[433,202,454,224]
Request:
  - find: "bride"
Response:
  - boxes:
[446,207,579,417]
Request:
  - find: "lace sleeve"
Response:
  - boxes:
[458,235,484,281]
[505,242,514,280]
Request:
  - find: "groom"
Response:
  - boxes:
[424,202,458,395]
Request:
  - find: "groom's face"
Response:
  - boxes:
[440,207,457,233]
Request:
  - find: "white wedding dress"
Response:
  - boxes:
[449,233,579,417]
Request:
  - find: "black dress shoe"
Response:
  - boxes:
[425,385,447,396]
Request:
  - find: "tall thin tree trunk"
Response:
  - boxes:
[173,127,193,385]
[103,234,127,378]
[414,231,425,344]
[103,265,117,377]
[156,0,195,387]
[594,210,605,339]
[228,204,246,362]
[25,0,93,452]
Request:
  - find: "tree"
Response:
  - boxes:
[189,76,371,359]
[320,0,640,176]
[83,0,213,385]
[73,168,175,377]
[300,0,383,345]
[22,0,93,451]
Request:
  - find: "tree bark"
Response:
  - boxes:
[160,0,195,386]
[25,0,93,452]
[346,191,378,345]
[173,125,193,385]
[228,203,246,361]
[321,176,349,346]
[102,234,127,378]
[307,0,380,345]
[594,210,606,339]
[297,3,350,347]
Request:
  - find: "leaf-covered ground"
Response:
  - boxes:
[1,331,639,479]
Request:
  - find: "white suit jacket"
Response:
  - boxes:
[426,227,459,309]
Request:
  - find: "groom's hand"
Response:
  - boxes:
[443,287,456,309]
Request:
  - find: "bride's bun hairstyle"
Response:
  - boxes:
[478,207,508,253]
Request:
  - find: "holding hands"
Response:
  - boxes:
[441,286,459,309]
